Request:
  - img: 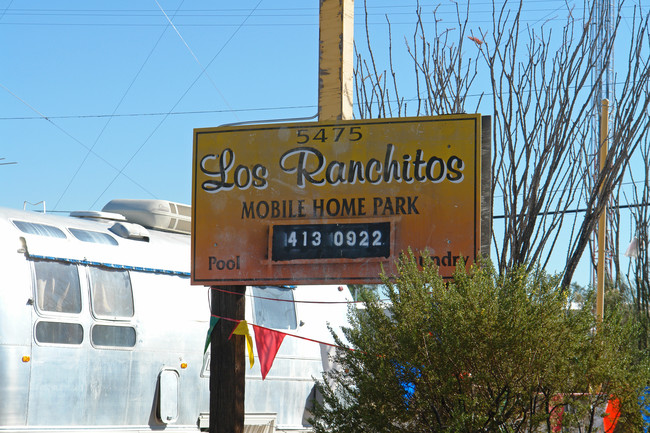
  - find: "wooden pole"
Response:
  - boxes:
[207,3,355,430]
[596,99,609,322]
[209,285,246,433]
[318,0,354,121]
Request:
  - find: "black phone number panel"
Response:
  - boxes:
[271,222,391,261]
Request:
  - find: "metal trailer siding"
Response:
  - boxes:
[0,217,33,424]
[23,253,208,427]
[0,208,208,430]
[0,205,352,433]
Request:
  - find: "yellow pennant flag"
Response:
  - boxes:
[229,320,255,368]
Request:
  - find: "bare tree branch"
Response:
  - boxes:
[354,0,650,290]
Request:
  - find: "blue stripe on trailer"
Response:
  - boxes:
[27,253,190,277]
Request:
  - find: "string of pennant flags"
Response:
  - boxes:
[204,286,375,380]
[204,296,622,431]
[205,314,345,380]
[210,286,375,304]
[204,314,622,431]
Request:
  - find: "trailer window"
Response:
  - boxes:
[91,324,136,348]
[14,221,67,238]
[69,228,118,245]
[34,261,82,314]
[35,321,83,345]
[251,286,297,330]
[89,267,134,318]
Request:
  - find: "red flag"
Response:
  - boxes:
[253,325,287,380]
[603,398,620,433]
[549,394,564,432]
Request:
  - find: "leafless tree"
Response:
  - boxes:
[354,0,650,289]
[620,139,650,343]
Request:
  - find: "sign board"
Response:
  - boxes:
[192,115,482,285]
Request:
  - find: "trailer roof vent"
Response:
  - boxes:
[109,221,150,241]
[102,199,191,235]
[70,210,127,221]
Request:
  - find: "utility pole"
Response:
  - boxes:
[209,2,355,432]
[318,0,354,121]
[597,99,609,321]
[590,0,614,318]
[210,285,246,433]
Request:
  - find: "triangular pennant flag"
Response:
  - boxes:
[229,320,255,368]
[204,316,220,354]
[253,325,286,380]
[603,398,620,433]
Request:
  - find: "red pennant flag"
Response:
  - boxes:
[253,325,287,380]
[549,394,564,432]
[603,398,620,433]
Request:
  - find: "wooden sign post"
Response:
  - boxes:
[205,2,354,433]
[209,285,246,433]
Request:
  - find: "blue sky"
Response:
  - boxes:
[1,0,325,211]
[1,0,643,286]
[1,0,596,212]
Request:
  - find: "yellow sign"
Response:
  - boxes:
[192,115,482,285]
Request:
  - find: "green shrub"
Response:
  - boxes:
[310,253,650,433]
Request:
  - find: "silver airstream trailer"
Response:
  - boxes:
[0,199,352,433]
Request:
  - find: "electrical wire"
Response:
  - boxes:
[0,105,317,120]
[1,2,618,28]
[0,0,14,21]
[209,313,343,349]
[0,82,158,199]
[153,0,234,118]
[53,0,190,210]
[211,286,369,305]
[88,0,264,209]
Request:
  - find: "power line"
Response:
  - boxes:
[88,0,265,209]
[0,0,14,21]
[0,105,316,120]
[0,82,159,199]
[53,0,191,210]
[0,2,610,28]
[1,73,640,121]
[493,202,650,219]
[3,17,607,27]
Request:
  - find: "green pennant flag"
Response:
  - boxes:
[204,316,220,354]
